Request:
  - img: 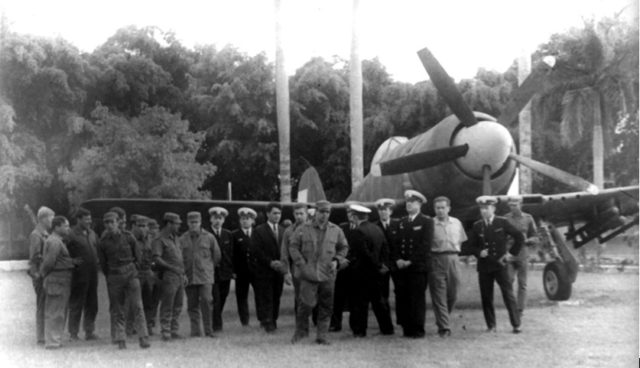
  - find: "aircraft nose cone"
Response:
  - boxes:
[452,121,514,178]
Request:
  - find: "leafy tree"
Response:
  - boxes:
[61,105,215,205]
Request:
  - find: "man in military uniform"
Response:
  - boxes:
[146,218,161,331]
[504,197,538,318]
[329,209,357,332]
[373,198,397,321]
[98,212,150,349]
[180,211,221,337]
[128,215,158,335]
[67,208,99,341]
[28,206,54,345]
[208,207,233,332]
[429,196,467,337]
[280,203,309,316]
[468,196,524,333]
[106,206,128,342]
[232,207,257,326]
[251,203,286,333]
[347,204,394,337]
[40,216,76,349]
[289,200,349,345]
[390,190,433,338]
[152,212,185,341]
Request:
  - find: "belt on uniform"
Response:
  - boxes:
[430,251,459,256]
[109,263,136,275]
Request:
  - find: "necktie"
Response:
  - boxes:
[272,224,278,241]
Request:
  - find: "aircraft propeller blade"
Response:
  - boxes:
[371,144,469,176]
[417,48,477,127]
[482,165,492,195]
[508,153,599,193]
[497,57,556,126]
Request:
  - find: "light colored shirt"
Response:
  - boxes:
[431,216,467,253]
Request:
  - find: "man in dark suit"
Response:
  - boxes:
[348,204,394,337]
[250,202,286,332]
[467,195,524,333]
[390,190,433,338]
[373,198,397,319]
[209,207,234,332]
[232,207,257,326]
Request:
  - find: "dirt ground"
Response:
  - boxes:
[0,259,636,368]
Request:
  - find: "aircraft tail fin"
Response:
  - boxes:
[297,166,326,203]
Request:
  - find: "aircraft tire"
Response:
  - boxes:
[543,261,572,301]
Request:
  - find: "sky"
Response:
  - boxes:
[2,0,638,83]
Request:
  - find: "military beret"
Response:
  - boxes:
[187,211,201,221]
[348,204,371,214]
[476,195,497,206]
[37,206,55,220]
[163,212,182,223]
[208,207,229,217]
[375,198,396,209]
[135,215,150,225]
[148,219,159,229]
[315,200,332,210]
[507,196,522,204]
[404,189,427,203]
[103,212,118,222]
[237,207,257,219]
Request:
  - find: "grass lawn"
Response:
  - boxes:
[0,260,637,368]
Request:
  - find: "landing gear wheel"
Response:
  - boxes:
[543,261,572,301]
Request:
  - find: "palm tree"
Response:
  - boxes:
[534,16,638,188]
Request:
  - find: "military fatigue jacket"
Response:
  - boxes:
[152,229,184,276]
[468,216,524,273]
[28,224,48,278]
[40,233,74,277]
[289,221,349,283]
[98,230,137,277]
[179,229,221,285]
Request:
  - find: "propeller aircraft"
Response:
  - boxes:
[82,47,639,301]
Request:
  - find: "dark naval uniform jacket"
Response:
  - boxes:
[232,228,254,277]
[211,228,234,282]
[468,216,524,273]
[375,218,399,269]
[350,221,387,279]
[390,213,433,273]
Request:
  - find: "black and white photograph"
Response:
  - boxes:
[0,0,638,367]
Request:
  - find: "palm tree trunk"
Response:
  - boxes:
[518,51,533,194]
[275,0,291,202]
[350,0,363,192]
[592,95,604,188]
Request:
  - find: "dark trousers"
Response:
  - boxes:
[393,271,428,337]
[253,274,284,331]
[349,274,394,336]
[158,272,184,337]
[106,271,149,342]
[212,279,231,331]
[478,268,521,329]
[68,270,98,337]
[32,277,46,343]
[330,268,351,329]
[379,272,391,303]
[235,274,252,326]
[186,284,213,336]
[295,278,334,340]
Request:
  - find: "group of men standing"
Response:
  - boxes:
[27,189,537,349]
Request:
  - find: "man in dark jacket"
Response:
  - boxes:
[467,196,524,333]
[373,198,397,320]
[232,207,257,326]
[347,204,394,337]
[250,202,286,332]
[209,207,234,332]
[390,190,433,338]
[66,208,99,341]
